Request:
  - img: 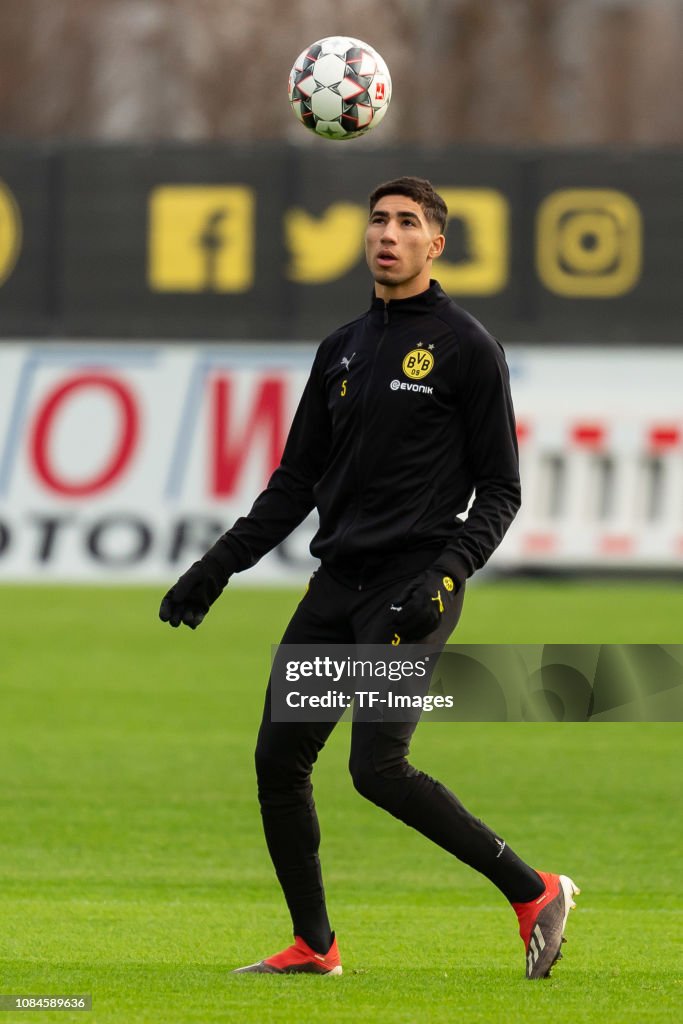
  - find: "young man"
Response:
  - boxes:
[159,177,579,980]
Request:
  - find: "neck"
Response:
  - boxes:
[374,270,433,303]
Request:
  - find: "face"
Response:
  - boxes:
[365,194,445,300]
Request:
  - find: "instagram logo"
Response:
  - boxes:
[536,189,642,297]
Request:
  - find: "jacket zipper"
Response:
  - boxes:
[337,305,390,588]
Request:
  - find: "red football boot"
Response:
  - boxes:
[512,872,580,979]
[232,934,342,975]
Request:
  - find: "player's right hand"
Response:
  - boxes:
[389,566,458,642]
[159,558,227,630]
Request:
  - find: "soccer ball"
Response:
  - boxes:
[288,36,392,140]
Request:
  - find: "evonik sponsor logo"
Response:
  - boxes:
[389,379,433,395]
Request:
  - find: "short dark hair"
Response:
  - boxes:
[369,176,448,233]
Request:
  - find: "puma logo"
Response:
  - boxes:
[341,353,356,371]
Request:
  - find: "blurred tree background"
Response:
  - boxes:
[0,0,680,144]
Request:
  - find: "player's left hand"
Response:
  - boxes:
[159,557,227,630]
[389,568,458,642]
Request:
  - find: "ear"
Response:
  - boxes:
[428,233,446,260]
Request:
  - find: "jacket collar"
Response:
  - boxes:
[369,279,445,316]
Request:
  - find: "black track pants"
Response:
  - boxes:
[254,566,542,950]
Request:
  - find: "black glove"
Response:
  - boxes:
[159,543,235,630]
[389,566,459,643]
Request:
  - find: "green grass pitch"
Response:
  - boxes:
[1,580,681,1023]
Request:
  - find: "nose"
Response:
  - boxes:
[380,219,398,243]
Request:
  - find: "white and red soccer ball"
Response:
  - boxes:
[288,36,392,140]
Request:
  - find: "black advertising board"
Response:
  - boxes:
[527,149,683,344]
[60,143,291,339]
[278,146,528,342]
[0,143,56,335]
[0,142,681,343]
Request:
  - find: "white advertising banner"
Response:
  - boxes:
[0,343,318,583]
[0,342,681,582]
[503,347,683,570]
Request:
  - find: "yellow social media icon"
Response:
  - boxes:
[0,180,22,286]
[436,189,509,295]
[536,189,642,297]
[148,185,254,292]
[285,203,366,283]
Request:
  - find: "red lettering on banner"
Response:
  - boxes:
[31,374,139,496]
[649,425,680,450]
[571,423,605,448]
[211,376,286,496]
[522,532,557,553]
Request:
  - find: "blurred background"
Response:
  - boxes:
[2,13,682,1020]
[0,0,682,585]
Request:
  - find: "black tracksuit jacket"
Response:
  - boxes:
[218,280,521,590]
